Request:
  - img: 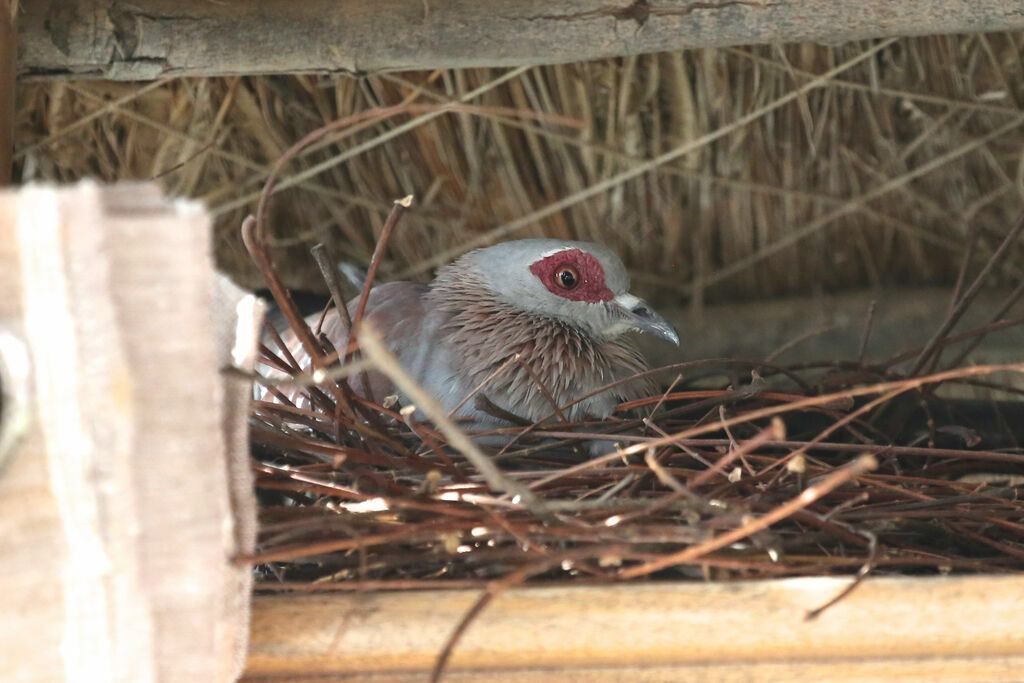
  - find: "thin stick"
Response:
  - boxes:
[689,419,785,488]
[429,545,631,683]
[357,322,548,516]
[310,243,354,338]
[527,362,1024,491]
[857,299,877,363]
[515,355,570,424]
[909,209,1024,376]
[949,225,980,311]
[805,530,878,620]
[252,103,581,243]
[310,241,372,415]
[612,362,1024,461]
[447,354,520,418]
[619,455,878,578]
[882,313,1024,367]
[399,38,901,278]
[668,438,1024,465]
[243,216,325,372]
[764,324,838,363]
[349,195,414,343]
[942,277,1024,371]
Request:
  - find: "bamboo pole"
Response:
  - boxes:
[17,0,1024,81]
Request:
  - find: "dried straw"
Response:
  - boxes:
[14,34,1024,306]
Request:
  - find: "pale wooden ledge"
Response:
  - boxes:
[244,574,1024,680]
[17,0,1024,80]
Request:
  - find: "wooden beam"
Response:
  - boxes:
[244,575,1024,680]
[18,0,1024,81]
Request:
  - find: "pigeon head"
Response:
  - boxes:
[446,239,679,345]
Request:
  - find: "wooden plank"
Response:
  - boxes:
[0,183,258,682]
[17,0,1024,80]
[244,575,1024,679]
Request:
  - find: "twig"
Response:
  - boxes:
[804,530,878,620]
[765,323,838,363]
[448,354,520,418]
[430,545,630,683]
[310,243,354,338]
[611,362,1024,462]
[690,419,785,488]
[909,209,1024,376]
[243,216,326,373]
[949,225,980,312]
[357,322,549,516]
[148,139,216,180]
[349,195,414,350]
[857,299,877,363]
[619,454,878,578]
[942,277,1024,371]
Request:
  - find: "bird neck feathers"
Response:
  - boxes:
[426,264,651,420]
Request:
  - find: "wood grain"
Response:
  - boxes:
[17,0,1024,80]
[245,574,1024,679]
[0,183,257,682]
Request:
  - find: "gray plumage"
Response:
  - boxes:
[258,239,678,428]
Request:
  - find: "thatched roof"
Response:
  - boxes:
[15,34,1024,306]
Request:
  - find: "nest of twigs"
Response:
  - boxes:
[244,115,1024,613]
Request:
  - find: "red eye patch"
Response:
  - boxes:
[529,248,614,303]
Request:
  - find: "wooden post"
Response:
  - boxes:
[16,0,1024,80]
[0,183,260,682]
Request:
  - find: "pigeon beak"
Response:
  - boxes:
[613,293,680,345]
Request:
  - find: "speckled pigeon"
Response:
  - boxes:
[259,239,678,429]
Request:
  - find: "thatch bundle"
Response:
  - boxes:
[15,34,1024,307]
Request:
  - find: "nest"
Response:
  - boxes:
[15,33,1024,673]
[244,116,1024,608]
[232,92,1024,676]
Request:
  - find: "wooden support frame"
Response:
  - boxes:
[17,0,1024,80]
[244,575,1024,681]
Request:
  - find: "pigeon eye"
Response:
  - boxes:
[555,265,579,290]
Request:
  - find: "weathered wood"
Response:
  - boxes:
[0,183,259,682]
[244,575,1024,680]
[17,0,1024,80]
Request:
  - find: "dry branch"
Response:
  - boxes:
[17,0,1024,80]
